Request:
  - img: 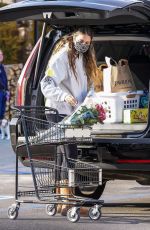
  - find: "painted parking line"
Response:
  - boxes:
[0,169,31,175]
[0,195,14,200]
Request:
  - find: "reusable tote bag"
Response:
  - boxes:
[103,57,136,93]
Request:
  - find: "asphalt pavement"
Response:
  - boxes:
[0,139,150,230]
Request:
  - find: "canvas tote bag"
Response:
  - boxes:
[103,57,136,93]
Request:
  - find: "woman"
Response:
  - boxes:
[41,27,102,116]
[40,27,100,215]
[0,49,8,121]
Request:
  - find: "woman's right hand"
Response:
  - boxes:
[65,95,78,107]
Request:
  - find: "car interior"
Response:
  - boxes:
[28,25,150,136]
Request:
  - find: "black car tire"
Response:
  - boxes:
[74,182,106,199]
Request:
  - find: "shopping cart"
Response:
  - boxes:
[8,106,104,223]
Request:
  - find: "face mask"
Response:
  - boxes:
[74,40,90,53]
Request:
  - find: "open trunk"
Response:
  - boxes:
[90,34,150,137]
[33,31,150,138]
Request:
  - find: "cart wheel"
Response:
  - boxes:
[7,206,19,220]
[88,206,101,221]
[46,204,57,216]
[67,208,80,223]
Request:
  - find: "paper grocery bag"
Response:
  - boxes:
[93,64,107,92]
[103,57,136,93]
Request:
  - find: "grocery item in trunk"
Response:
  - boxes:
[96,91,141,123]
[103,57,136,93]
[123,108,148,123]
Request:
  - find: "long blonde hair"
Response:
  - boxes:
[53,27,101,90]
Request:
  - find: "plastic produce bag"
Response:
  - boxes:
[64,89,106,126]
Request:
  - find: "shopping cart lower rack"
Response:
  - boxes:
[8,106,104,223]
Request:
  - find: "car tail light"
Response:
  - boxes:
[16,40,40,106]
[117,159,150,164]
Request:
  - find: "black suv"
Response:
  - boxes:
[0,0,150,198]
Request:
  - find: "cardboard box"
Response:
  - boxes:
[123,108,148,124]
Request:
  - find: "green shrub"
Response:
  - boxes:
[0,21,33,64]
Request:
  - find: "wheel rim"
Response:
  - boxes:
[89,208,101,220]
[67,208,80,223]
[46,204,56,216]
[8,207,18,220]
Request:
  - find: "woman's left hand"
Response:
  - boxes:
[65,95,78,107]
